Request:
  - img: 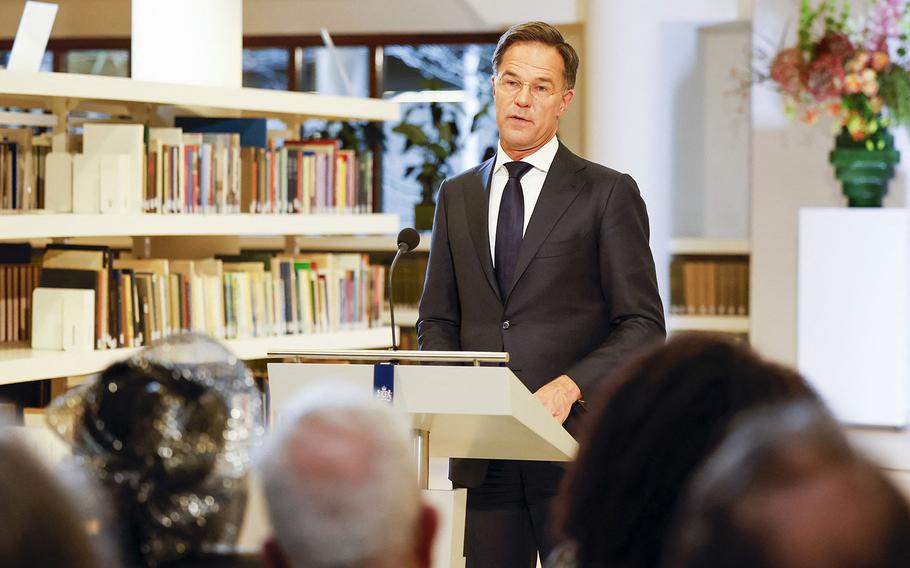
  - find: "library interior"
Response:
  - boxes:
[2,1,910,568]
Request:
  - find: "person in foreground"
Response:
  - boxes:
[47,333,265,568]
[664,401,910,568]
[0,432,99,567]
[549,335,817,568]
[417,20,665,567]
[258,383,438,568]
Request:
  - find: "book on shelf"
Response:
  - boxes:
[670,256,749,316]
[41,244,111,349]
[0,129,49,212]
[0,263,40,345]
[174,117,268,149]
[5,249,387,353]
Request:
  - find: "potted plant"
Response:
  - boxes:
[392,87,463,230]
[765,0,910,206]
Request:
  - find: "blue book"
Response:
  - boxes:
[174,117,268,149]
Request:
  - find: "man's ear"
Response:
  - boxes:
[415,503,439,568]
[262,537,292,568]
[557,88,575,117]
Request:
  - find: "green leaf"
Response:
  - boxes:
[428,143,449,160]
[392,123,429,146]
[438,121,452,144]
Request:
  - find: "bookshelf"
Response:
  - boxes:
[669,238,751,336]
[0,69,402,387]
[0,328,394,386]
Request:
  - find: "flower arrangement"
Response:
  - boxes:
[769,0,910,149]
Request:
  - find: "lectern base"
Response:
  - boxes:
[424,488,467,568]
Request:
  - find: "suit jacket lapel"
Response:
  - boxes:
[464,157,501,302]
[505,144,585,299]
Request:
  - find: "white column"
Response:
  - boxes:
[586,1,670,311]
[131,0,242,88]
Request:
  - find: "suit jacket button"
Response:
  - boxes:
[502,320,511,330]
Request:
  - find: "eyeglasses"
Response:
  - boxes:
[495,75,563,101]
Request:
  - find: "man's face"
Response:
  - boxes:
[493,41,574,159]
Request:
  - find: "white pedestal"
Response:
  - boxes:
[798,208,910,426]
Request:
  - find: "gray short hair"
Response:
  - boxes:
[258,384,419,568]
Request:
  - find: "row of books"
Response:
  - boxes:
[145,129,242,214]
[669,257,750,316]
[0,122,374,215]
[0,129,49,212]
[5,245,388,351]
[147,131,374,215]
[388,254,428,309]
[241,141,373,215]
[0,263,40,344]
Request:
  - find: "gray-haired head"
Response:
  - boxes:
[665,401,910,568]
[259,383,424,568]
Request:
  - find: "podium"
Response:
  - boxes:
[266,349,579,568]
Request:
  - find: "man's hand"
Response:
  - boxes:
[533,375,582,424]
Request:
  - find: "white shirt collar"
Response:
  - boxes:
[493,135,560,175]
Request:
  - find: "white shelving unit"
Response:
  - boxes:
[667,315,750,334]
[0,213,400,240]
[0,70,398,122]
[296,234,431,252]
[670,238,751,255]
[0,70,403,385]
[380,308,419,328]
[0,328,394,385]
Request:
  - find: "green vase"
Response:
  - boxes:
[829,127,900,207]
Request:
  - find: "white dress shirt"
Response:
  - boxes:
[488,135,560,265]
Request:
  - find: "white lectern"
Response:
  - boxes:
[266,349,578,568]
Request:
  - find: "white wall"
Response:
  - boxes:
[0,0,508,38]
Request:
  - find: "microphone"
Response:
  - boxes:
[397,227,420,253]
[388,228,421,350]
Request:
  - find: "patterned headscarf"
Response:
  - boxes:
[48,333,264,567]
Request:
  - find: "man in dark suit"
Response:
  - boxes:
[417,21,666,567]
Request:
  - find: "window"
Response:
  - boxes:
[243,48,289,90]
[298,46,370,97]
[0,50,53,71]
[62,50,129,76]
[382,44,496,226]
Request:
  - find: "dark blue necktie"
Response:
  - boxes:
[495,161,533,298]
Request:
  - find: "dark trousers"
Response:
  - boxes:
[462,459,565,568]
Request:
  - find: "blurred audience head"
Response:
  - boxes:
[664,401,910,568]
[48,333,264,568]
[0,432,98,567]
[259,383,437,568]
[556,334,817,568]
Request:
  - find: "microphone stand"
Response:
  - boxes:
[388,242,407,350]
